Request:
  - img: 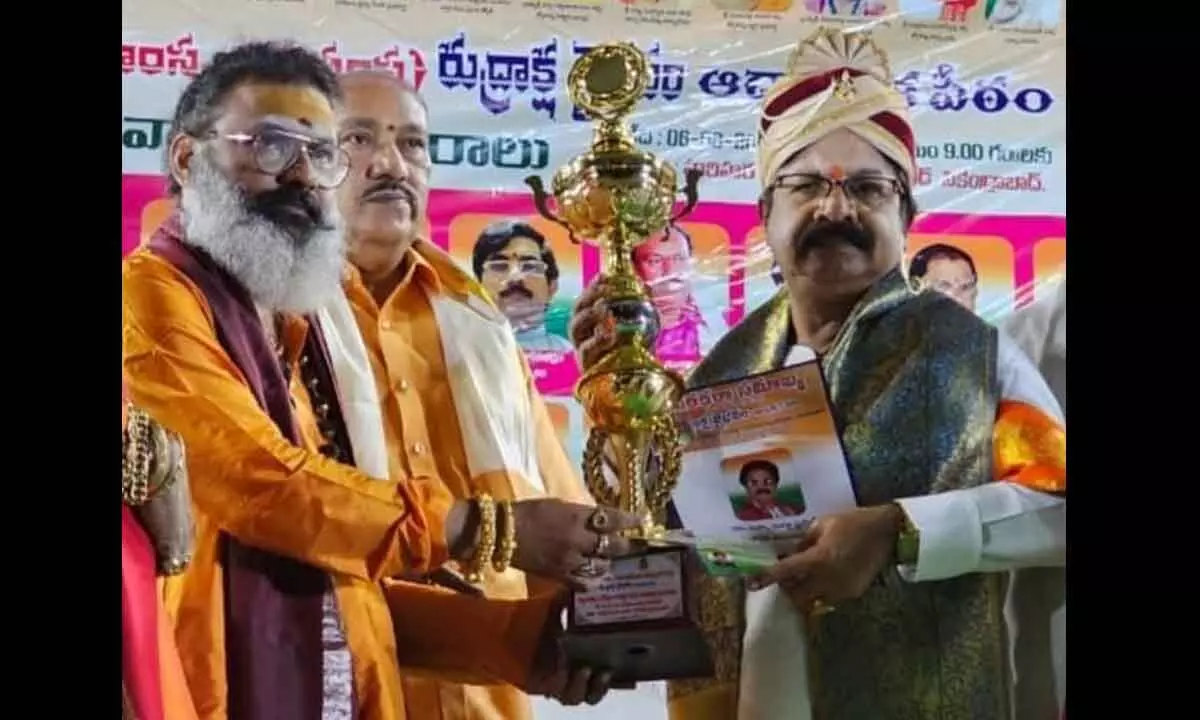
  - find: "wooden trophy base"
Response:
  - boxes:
[563,545,714,684]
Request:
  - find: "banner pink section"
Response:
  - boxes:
[424,189,1066,319]
[913,212,1065,305]
[123,177,1065,299]
[524,349,581,398]
[122,177,1065,395]
[123,175,167,256]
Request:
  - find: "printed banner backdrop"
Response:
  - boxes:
[122,2,1065,716]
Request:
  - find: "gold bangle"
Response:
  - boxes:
[492,500,517,574]
[123,405,161,507]
[464,494,496,584]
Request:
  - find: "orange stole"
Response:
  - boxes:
[993,400,1066,494]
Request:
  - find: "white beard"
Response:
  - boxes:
[178,153,345,314]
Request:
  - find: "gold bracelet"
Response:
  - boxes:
[122,406,158,506]
[464,494,496,584]
[123,406,180,507]
[491,500,517,574]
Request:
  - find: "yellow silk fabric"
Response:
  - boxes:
[994,400,1067,493]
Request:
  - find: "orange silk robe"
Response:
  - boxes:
[122,249,456,720]
[344,245,592,720]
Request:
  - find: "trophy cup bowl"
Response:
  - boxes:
[549,152,680,243]
[524,42,713,684]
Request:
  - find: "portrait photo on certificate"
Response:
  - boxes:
[672,361,859,576]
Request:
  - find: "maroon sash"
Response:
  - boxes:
[148,214,356,720]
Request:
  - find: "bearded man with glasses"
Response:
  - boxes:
[571,28,1066,720]
[124,44,640,720]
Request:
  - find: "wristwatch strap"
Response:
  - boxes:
[895,508,920,566]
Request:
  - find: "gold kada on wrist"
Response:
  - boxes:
[526,43,701,540]
[123,404,180,507]
[123,404,194,576]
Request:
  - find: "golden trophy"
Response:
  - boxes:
[525,42,712,683]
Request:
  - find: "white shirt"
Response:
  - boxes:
[999,278,1067,717]
[1001,279,1066,415]
[738,334,1066,720]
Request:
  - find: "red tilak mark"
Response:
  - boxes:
[828,165,847,180]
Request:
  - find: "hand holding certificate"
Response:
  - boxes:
[670,361,859,578]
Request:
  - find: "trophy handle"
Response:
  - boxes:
[525,175,581,245]
[582,429,622,508]
[670,167,704,224]
[644,415,683,522]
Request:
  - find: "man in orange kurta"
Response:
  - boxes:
[125,41,636,720]
[322,71,600,720]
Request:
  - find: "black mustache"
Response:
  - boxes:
[250,185,322,225]
[794,221,874,256]
[500,284,534,300]
[364,179,416,205]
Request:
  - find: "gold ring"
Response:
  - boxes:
[811,599,836,616]
[593,532,612,558]
[587,508,611,533]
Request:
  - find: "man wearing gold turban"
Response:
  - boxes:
[571,27,1066,720]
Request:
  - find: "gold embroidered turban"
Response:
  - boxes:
[756,27,916,189]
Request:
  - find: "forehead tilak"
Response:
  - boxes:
[230,84,335,133]
[340,81,427,133]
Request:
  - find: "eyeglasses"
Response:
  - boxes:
[340,129,431,168]
[214,129,350,189]
[927,279,978,294]
[482,258,548,278]
[771,172,902,208]
[638,253,691,275]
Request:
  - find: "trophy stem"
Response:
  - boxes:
[592,119,637,156]
[619,431,650,522]
[601,223,638,281]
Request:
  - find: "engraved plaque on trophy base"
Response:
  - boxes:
[564,545,713,684]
